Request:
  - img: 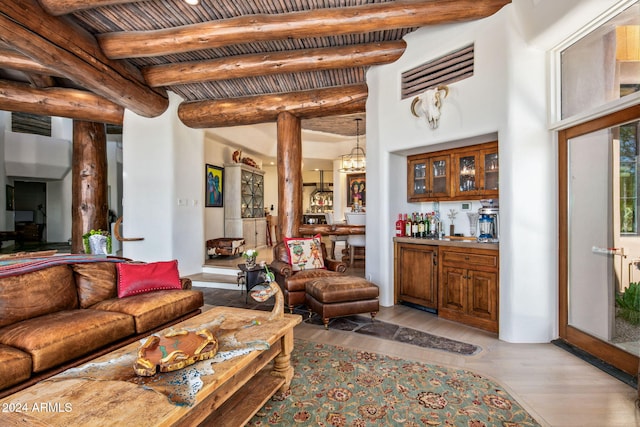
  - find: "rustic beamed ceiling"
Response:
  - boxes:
[0,0,510,135]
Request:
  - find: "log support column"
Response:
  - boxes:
[71,120,108,253]
[276,112,302,240]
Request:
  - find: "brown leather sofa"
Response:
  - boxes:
[0,259,203,398]
[270,241,347,312]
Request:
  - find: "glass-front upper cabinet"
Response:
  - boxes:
[482,149,499,195]
[428,155,450,198]
[407,155,450,201]
[454,153,478,196]
[240,169,264,218]
[408,157,427,200]
[453,142,499,198]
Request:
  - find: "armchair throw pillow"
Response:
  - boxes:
[283,234,325,272]
[117,260,182,298]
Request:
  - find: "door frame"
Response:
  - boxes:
[558,103,640,376]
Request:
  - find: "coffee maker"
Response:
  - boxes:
[477,199,499,243]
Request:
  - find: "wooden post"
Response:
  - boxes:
[276,112,302,240]
[71,121,108,253]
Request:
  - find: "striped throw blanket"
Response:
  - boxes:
[0,254,126,278]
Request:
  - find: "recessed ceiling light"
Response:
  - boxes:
[184,0,199,5]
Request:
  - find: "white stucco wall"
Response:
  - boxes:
[122,93,205,275]
[366,0,624,343]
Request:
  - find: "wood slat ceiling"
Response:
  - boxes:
[0,0,510,135]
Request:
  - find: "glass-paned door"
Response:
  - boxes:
[456,154,477,196]
[560,106,640,376]
[252,173,264,217]
[483,152,499,192]
[240,170,254,218]
[429,155,450,198]
[409,158,427,197]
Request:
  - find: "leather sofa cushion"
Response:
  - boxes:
[73,262,117,308]
[0,344,31,390]
[0,265,78,328]
[91,290,203,333]
[0,309,134,373]
[284,269,344,293]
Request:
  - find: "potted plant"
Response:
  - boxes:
[242,249,258,268]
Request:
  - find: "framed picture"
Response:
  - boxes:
[5,185,14,211]
[347,173,366,207]
[205,164,223,207]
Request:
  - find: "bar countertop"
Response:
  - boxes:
[393,236,499,250]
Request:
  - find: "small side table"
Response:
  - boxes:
[237,263,267,302]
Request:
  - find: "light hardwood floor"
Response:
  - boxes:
[293,305,638,427]
[203,249,638,426]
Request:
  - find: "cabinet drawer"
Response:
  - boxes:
[441,250,497,268]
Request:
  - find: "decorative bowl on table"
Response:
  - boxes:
[134,328,218,376]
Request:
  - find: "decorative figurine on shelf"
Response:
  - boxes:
[243,249,258,268]
[447,209,458,236]
[232,149,242,163]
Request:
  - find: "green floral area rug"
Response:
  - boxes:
[249,339,540,426]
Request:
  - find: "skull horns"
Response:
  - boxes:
[410,85,449,129]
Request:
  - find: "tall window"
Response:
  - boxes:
[561,2,639,118]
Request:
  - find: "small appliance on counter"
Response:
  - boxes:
[477,199,499,243]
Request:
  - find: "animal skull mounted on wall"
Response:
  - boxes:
[410,85,449,129]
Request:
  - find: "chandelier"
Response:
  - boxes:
[339,118,366,173]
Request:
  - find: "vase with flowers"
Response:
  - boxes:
[82,229,112,255]
[243,249,258,268]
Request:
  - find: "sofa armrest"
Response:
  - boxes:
[325,258,347,273]
[180,277,192,290]
[270,260,292,278]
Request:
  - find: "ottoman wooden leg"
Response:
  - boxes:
[371,311,378,321]
[322,318,330,329]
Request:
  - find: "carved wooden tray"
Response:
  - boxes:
[134,328,218,376]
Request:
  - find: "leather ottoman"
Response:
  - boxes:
[305,276,379,329]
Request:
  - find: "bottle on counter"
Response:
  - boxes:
[417,213,425,238]
[423,213,430,238]
[395,213,404,237]
[411,213,419,238]
[405,213,412,237]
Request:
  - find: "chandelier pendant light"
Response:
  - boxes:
[339,118,366,173]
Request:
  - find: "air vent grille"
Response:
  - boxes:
[401,44,474,99]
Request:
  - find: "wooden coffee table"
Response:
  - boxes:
[0,306,301,426]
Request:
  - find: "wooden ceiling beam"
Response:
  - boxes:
[38,0,145,16]
[0,1,168,118]
[179,84,367,129]
[0,48,64,77]
[143,41,406,87]
[0,79,124,125]
[99,0,511,59]
[25,73,57,88]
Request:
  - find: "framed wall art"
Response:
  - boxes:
[347,173,366,207]
[205,164,223,207]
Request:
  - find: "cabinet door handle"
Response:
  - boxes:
[464,256,470,260]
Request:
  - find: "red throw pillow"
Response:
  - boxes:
[117,260,182,298]
[283,234,326,272]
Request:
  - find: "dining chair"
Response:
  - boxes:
[324,212,348,259]
[344,212,366,267]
